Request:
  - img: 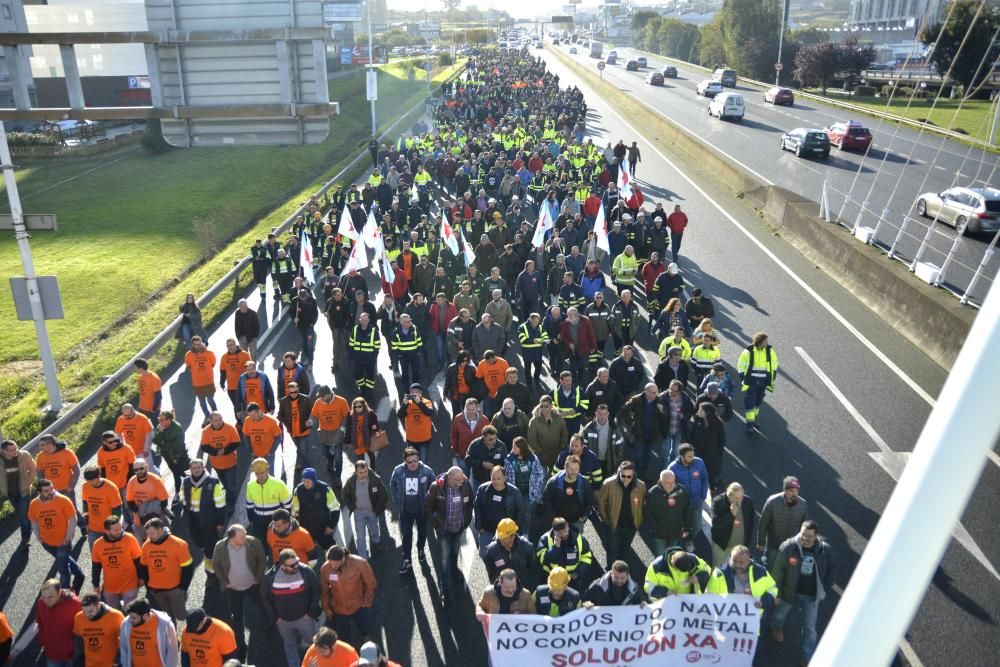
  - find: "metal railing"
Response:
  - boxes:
[20,65,466,451]
[823,180,998,307]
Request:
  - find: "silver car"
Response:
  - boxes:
[915,187,1000,234]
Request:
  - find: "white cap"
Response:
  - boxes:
[667,262,679,274]
[622,213,632,220]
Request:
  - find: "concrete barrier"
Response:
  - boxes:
[551,43,973,368]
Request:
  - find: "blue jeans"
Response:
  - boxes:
[43,543,83,589]
[435,333,448,366]
[197,394,218,418]
[399,509,427,558]
[10,493,30,540]
[181,323,192,348]
[46,660,74,667]
[353,510,380,559]
[631,439,653,480]
[670,231,683,263]
[216,466,238,513]
[772,593,819,660]
[437,529,463,593]
[410,441,430,464]
[661,433,683,469]
[330,606,371,641]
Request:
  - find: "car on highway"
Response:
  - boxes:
[708,92,745,121]
[637,57,648,68]
[626,60,639,71]
[608,50,618,59]
[697,79,724,98]
[780,128,831,159]
[646,71,665,86]
[915,186,1000,234]
[764,86,795,105]
[605,54,617,65]
[569,46,578,54]
[713,68,738,87]
[534,42,543,49]
[825,120,874,151]
[662,65,678,78]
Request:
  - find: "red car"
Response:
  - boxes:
[764,86,794,105]
[825,120,873,150]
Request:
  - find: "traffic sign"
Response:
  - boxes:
[597,61,606,70]
[775,63,784,71]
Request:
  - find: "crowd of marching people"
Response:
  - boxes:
[0,46,835,667]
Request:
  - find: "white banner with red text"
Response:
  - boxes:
[481,594,760,667]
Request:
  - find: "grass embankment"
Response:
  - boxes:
[0,61,463,446]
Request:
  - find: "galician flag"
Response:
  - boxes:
[337,203,359,242]
[617,159,634,200]
[362,210,379,249]
[299,229,313,271]
[442,217,461,255]
[593,203,610,254]
[531,201,554,249]
[459,227,476,268]
[339,234,369,277]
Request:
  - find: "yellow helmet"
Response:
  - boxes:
[548,566,570,590]
[496,518,519,539]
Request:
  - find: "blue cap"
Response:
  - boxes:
[301,468,318,483]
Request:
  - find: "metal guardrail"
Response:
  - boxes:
[20,64,466,451]
[623,46,997,151]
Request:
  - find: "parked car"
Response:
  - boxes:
[825,120,873,151]
[605,55,617,65]
[569,47,578,54]
[626,60,639,71]
[697,79,724,98]
[713,68,738,87]
[915,187,1000,234]
[662,65,678,78]
[708,92,745,121]
[637,57,648,68]
[646,71,665,86]
[764,86,795,105]
[780,128,830,159]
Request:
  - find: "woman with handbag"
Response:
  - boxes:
[345,397,384,466]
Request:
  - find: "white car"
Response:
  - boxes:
[697,80,724,98]
[708,92,745,121]
[915,187,1000,234]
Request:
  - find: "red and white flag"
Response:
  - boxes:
[299,229,313,269]
[362,210,379,249]
[617,159,634,200]
[441,217,461,255]
[594,203,610,254]
[373,230,395,284]
[339,235,368,277]
[337,204,359,242]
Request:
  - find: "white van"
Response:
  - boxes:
[708,92,745,121]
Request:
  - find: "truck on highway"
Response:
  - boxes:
[590,42,603,59]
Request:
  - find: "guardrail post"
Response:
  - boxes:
[934,228,965,287]
[909,218,938,272]
[852,199,869,235]
[870,207,890,246]
[888,216,910,260]
[819,180,831,222]
[961,229,1000,305]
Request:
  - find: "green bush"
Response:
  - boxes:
[854,85,876,97]
[438,52,453,66]
[140,118,171,154]
[7,131,60,146]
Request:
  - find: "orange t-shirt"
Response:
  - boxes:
[181,618,238,667]
[81,480,122,533]
[280,366,299,396]
[74,607,124,665]
[129,612,163,667]
[404,399,434,443]
[242,414,282,458]
[115,413,154,454]
[301,641,360,667]
[241,374,266,409]
[456,367,470,396]
[136,371,162,413]
[311,396,350,431]
[200,423,241,470]
[28,494,76,546]
[98,445,136,490]
[141,534,192,589]
[185,349,217,388]
[476,358,510,398]
[289,398,310,439]
[220,350,252,390]
[267,526,316,563]
[92,532,143,593]
[0,611,13,644]
[36,448,79,492]
[126,473,169,506]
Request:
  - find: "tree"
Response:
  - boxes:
[639,16,662,53]
[631,10,661,32]
[698,14,727,68]
[791,26,829,45]
[839,35,877,78]
[718,0,786,80]
[922,0,1000,90]
[793,41,842,92]
[657,19,700,61]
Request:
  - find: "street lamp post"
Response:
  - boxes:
[367,0,376,136]
[776,0,791,86]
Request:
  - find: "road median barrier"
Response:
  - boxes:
[551,45,972,368]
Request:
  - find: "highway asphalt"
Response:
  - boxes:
[1,54,998,667]
[557,42,1000,305]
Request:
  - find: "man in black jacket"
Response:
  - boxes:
[711,481,755,567]
[584,560,644,606]
[262,548,322,667]
[277,382,314,479]
[493,367,533,415]
[294,289,319,367]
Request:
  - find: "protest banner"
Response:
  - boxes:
[481,594,759,667]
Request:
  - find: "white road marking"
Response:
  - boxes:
[797,346,1000,583]
[563,58,939,406]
